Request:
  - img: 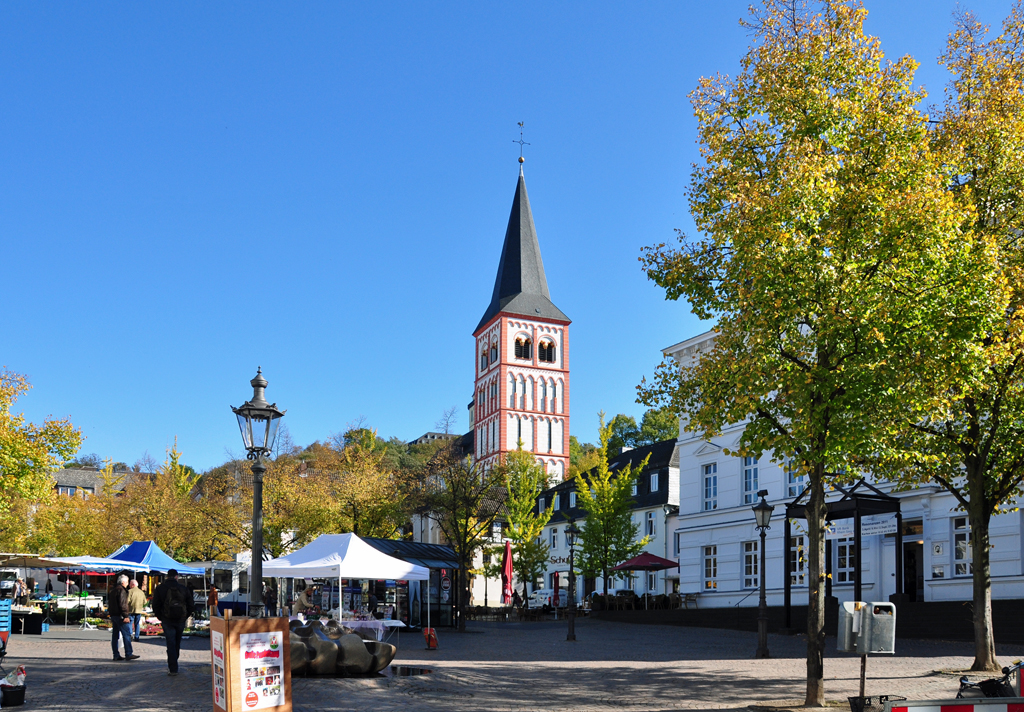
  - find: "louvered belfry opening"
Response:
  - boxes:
[515,338,532,359]
[539,341,556,362]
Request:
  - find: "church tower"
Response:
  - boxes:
[472,167,570,481]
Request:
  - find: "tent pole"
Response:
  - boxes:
[427,569,431,632]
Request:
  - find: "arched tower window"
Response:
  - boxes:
[480,352,488,370]
[490,345,498,362]
[515,337,532,360]
[539,340,556,363]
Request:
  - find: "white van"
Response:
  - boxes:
[527,588,569,610]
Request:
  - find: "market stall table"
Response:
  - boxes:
[381,618,405,646]
[11,608,43,635]
[321,616,386,641]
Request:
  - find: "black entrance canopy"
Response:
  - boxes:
[784,479,902,628]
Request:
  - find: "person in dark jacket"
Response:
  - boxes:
[108,574,139,661]
[152,569,195,676]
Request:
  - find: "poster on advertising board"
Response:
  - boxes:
[212,630,226,710]
[239,631,285,710]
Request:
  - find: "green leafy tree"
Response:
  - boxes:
[873,5,1024,672]
[574,414,650,595]
[569,436,600,479]
[605,415,639,457]
[638,1,1003,703]
[487,448,552,606]
[638,407,679,445]
[0,369,83,512]
[421,442,504,631]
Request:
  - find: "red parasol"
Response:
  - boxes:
[612,552,678,610]
[612,552,679,572]
[500,540,513,605]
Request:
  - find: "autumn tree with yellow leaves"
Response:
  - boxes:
[0,369,82,513]
[639,0,1006,703]
[869,3,1024,672]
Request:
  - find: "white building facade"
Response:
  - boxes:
[667,330,1024,608]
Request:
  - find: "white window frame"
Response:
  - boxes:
[703,545,718,590]
[742,456,758,504]
[743,540,759,589]
[553,493,560,511]
[650,472,659,492]
[789,534,807,586]
[954,517,972,576]
[647,572,657,592]
[569,491,576,508]
[703,463,718,511]
[538,497,545,512]
[836,536,855,584]
[631,483,638,496]
[645,511,655,537]
[550,527,558,550]
[786,456,806,498]
[673,532,681,557]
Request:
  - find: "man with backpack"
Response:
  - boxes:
[152,569,195,676]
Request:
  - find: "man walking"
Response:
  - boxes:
[127,579,146,641]
[152,569,195,676]
[109,574,139,661]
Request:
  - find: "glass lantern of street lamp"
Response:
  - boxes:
[231,368,286,458]
[565,520,581,546]
[752,489,774,530]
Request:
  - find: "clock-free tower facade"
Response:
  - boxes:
[472,167,570,482]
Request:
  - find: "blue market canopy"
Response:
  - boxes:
[108,541,204,575]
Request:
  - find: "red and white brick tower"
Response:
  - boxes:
[472,166,570,481]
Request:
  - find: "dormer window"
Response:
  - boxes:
[538,341,556,362]
[515,337,532,360]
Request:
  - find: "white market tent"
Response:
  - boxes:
[258,533,429,581]
[257,533,430,624]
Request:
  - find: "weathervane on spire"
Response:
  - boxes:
[513,122,530,165]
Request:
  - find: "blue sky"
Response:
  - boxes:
[3,0,1015,470]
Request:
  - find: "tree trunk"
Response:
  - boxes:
[457,556,467,632]
[969,491,998,671]
[804,472,827,707]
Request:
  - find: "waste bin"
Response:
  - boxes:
[838,602,896,655]
[1,685,25,707]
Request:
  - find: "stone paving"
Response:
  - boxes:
[8,618,1024,711]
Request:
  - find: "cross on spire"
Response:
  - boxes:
[512,121,530,166]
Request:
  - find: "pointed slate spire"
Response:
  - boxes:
[475,170,570,333]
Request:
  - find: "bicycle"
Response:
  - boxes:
[957,661,1024,698]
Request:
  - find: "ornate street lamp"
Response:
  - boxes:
[232,368,285,618]
[752,489,774,658]
[565,518,581,642]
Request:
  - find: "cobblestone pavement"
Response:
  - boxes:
[9,619,1024,711]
